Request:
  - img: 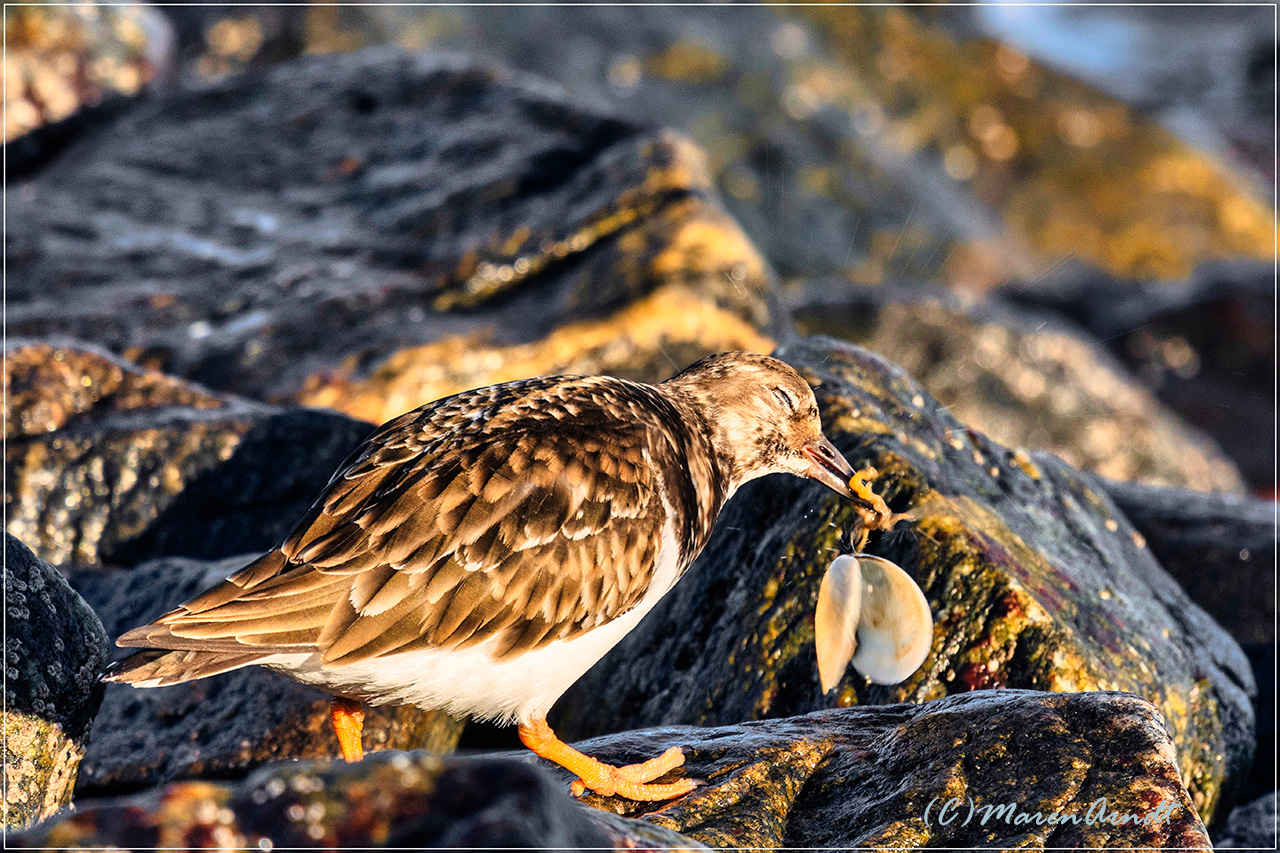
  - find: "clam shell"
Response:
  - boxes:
[814,554,933,692]
[814,554,862,693]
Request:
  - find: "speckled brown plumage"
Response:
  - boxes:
[108,352,870,795]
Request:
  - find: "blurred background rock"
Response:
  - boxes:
[8,0,1272,491]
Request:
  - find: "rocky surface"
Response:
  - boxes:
[1104,478,1276,804]
[293,5,1276,494]
[2,534,110,829]
[1008,262,1275,492]
[789,286,1244,492]
[5,2,170,147]
[6,12,1270,844]
[71,554,462,795]
[1215,792,1277,850]
[22,691,1209,849]
[556,335,1255,829]
[4,341,373,569]
[21,751,706,850]
[301,5,1273,289]
[10,48,774,409]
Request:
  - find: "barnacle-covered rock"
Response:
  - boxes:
[2,533,109,828]
[557,335,1254,828]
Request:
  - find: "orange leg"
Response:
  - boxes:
[330,696,365,762]
[517,718,698,801]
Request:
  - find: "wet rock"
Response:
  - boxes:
[789,287,1244,492]
[4,341,373,569]
[1214,792,1277,849]
[10,48,773,407]
[71,554,462,796]
[570,692,1210,849]
[556,335,1254,828]
[21,751,706,850]
[2,533,110,829]
[1103,478,1276,803]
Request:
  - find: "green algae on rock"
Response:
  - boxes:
[556,335,1254,829]
[3,533,110,829]
[569,691,1209,849]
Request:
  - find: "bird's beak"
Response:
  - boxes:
[802,436,872,509]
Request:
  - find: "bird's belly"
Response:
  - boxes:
[265,496,687,724]
[262,600,659,724]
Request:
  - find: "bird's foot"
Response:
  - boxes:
[518,718,698,802]
[330,696,365,762]
[568,747,700,800]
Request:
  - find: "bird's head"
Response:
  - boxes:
[663,352,872,508]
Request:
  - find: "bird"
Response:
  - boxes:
[105,351,885,801]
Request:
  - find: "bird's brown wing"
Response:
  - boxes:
[116,379,667,667]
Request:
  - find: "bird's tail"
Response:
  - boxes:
[103,648,269,688]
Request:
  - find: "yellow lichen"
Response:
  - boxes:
[297,285,775,424]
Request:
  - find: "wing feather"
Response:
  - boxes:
[113,377,673,670]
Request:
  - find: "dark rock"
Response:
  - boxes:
[556,335,1254,828]
[4,341,373,569]
[10,47,773,406]
[788,285,1244,492]
[569,692,1210,849]
[1007,262,1275,492]
[298,5,1272,288]
[1102,479,1273,647]
[72,554,462,796]
[20,751,705,850]
[2,533,110,828]
[1102,478,1276,803]
[1214,792,1277,849]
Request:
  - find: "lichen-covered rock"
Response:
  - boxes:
[4,341,373,569]
[20,751,707,850]
[556,335,1254,828]
[71,554,462,795]
[789,290,1244,492]
[10,48,774,409]
[21,691,1206,849]
[4,1,169,145]
[575,691,1209,849]
[2,533,110,829]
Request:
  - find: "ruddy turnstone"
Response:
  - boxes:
[107,352,884,800]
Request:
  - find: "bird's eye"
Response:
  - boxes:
[771,387,796,412]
